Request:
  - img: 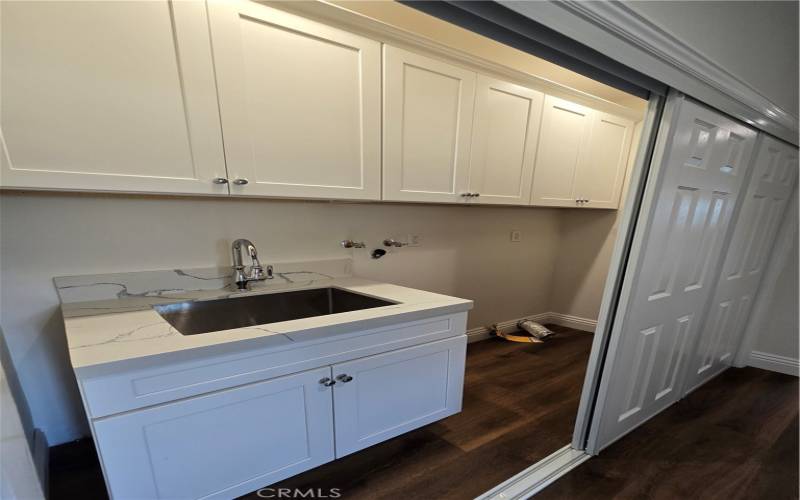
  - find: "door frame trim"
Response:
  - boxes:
[570,92,666,452]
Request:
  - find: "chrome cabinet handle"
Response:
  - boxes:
[472,193,480,198]
[232,178,249,185]
[460,192,472,197]
[319,377,336,387]
[212,177,229,184]
[336,374,353,383]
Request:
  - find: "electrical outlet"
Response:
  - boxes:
[407,234,421,247]
[510,230,522,242]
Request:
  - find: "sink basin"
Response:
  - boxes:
[153,287,397,335]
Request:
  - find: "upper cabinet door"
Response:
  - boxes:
[530,96,592,207]
[383,46,476,203]
[0,1,228,195]
[467,76,544,205]
[574,111,635,209]
[208,1,381,200]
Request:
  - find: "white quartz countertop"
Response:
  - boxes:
[58,263,472,372]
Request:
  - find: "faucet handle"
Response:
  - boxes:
[383,238,407,248]
[341,239,366,249]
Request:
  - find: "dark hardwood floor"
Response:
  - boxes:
[539,367,799,500]
[242,325,593,500]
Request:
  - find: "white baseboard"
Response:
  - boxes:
[748,351,799,376]
[546,313,598,332]
[466,312,596,343]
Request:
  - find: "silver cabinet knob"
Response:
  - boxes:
[336,374,353,383]
[471,193,480,198]
[460,192,472,197]
[232,178,249,185]
[212,177,229,184]
[319,377,336,387]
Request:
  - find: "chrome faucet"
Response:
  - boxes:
[231,239,272,290]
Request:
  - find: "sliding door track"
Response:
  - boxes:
[474,446,590,500]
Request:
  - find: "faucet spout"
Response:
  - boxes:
[231,239,272,290]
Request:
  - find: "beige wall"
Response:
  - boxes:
[754,233,799,359]
[2,192,598,444]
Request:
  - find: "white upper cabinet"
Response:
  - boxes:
[467,76,544,205]
[530,96,593,206]
[574,111,635,209]
[207,1,381,200]
[531,96,634,209]
[0,1,228,195]
[383,45,477,203]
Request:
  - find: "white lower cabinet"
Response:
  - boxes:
[332,336,466,457]
[90,331,467,499]
[93,367,335,500]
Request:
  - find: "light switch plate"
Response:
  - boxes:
[510,230,522,242]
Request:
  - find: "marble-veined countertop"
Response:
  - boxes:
[55,259,473,371]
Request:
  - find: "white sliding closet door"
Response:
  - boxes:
[589,94,757,452]
[682,135,798,393]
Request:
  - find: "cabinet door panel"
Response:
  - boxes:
[209,1,381,200]
[468,76,544,205]
[530,96,592,207]
[94,367,334,500]
[332,336,466,457]
[383,46,476,203]
[0,1,227,194]
[576,112,634,209]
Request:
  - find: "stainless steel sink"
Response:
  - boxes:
[153,287,396,335]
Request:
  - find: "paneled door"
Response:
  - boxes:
[467,76,544,205]
[383,45,477,203]
[589,94,757,452]
[208,1,381,200]
[682,135,798,394]
[0,1,227,195]
[93,367,335,500]
[332,335,466,457]
[529,95,592,207]
[575,111,635,209]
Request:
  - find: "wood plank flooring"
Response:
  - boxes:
[539,366,799,500]
[241,325,593,499]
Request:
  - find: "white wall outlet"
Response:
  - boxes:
[407,234,421,247]
[510,230,522,242]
